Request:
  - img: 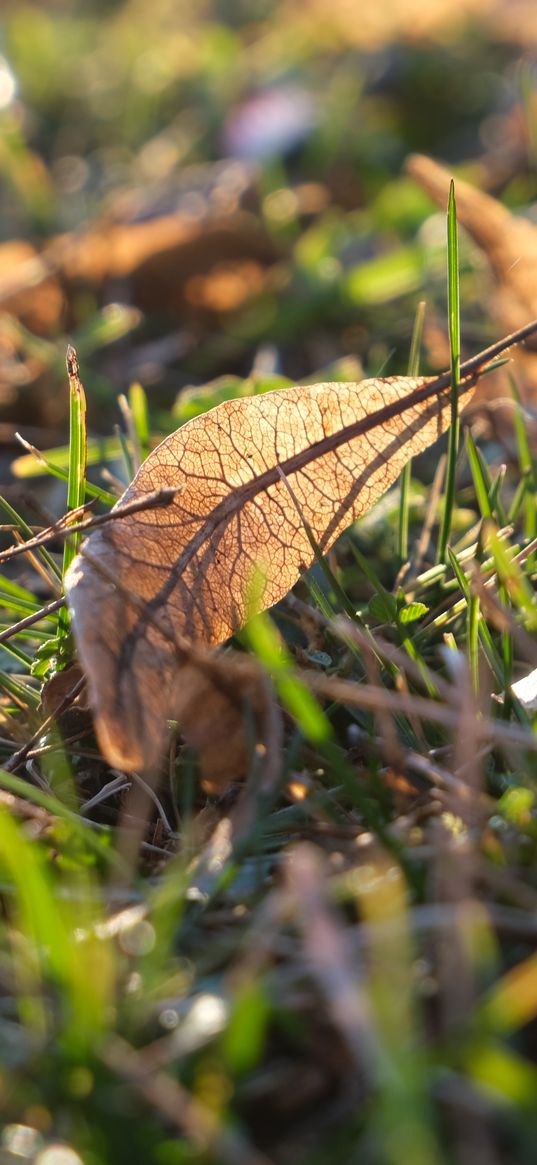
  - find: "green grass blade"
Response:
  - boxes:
[245,610,332,743]
[0,799,115,1054]
[486,527,537,630]
[438,179,461,563]
[0,669,40,708]
[510,377,537,541]
[488,464,508,527]
[115,422,135,481]
[0,578,54,617]
[0,640,33,669]
[0,495,62,583]
[447,547,506,688]
[12,435,124,478]
[465,429,493,520]
[129,381,151,463]
[398,299,426,560]
[57,347,87,649]
[0,769,115,860]
[14,436,115,505]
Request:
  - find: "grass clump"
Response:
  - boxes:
[0,193,537,1165]
[2,5,537,1163]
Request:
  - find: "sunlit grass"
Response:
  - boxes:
[1,5,537,1161]
[438,179,461,564]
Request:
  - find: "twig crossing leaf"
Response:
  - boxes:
[64,332,535,772]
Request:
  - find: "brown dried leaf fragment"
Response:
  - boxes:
[0,241,64,335]
[0,191,277,426]
[52,210,276,322]
[173,655,274,794]
[65,367,482,774]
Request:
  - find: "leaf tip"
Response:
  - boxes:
[95,712,148,774]
[66,344,79,378]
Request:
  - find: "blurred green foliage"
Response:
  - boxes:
[1,4,537,1165]
[0,0,535,430]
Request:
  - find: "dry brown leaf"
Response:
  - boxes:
[0,207,277,428]
[0,241,64,335]
[65,366,485,775]
[51,210,276,322]
[0,211,276,336]
[170,654,273,794]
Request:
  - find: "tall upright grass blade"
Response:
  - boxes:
[438,180,461,563]
[114,421,135,481]
[486,527,537,630]
[14,434,115,505]
[129,382,151,463]
[510,378,537,543]
[465,429,493,520]
[446,547,506,687]
[0,800,114,1054]
[398,300,426,561]
[0,494,61,583]
[246,610,332,743]
[57,347,87,651]
[355,856,446,1165]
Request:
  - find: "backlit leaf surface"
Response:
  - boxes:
[66,373,478,770]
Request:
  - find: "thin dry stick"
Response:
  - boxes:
[129,770,173,834]
[114,777,166,883]
[331,615,453,700]
[429,656,485,1037]
[81,775,132,814]
[4,674,86,773]
[5,322,537,576]
[0,596,65,646]
[13,530,61,596]
[404,750,493,811]
[0,487,179,566]
[403,451,446,586]
[101,1036,275,1165]
[301,668,537,754]
[285,842,389,1084]
[0,524,43,532]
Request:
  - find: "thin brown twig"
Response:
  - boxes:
[4,320,537,575]
[402,451,446,586]
[13,530,61,595]
[129,770,173,834]
[101,1036,275,1165]
[81,775,132,813]
[0,487,179,567]
[301,668,537,753]
[4,674,86,773]
[331,615,454,700]
[0,596,65,645]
